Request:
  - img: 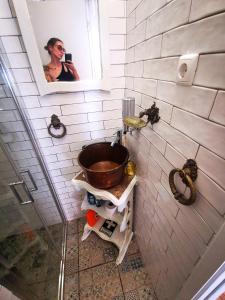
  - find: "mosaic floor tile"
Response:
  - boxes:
[112,295,125,300]
[64,219,157,300]
[64,273,79,298]
[119,254,152,293]
[66,235,79,261]
[124,289,139,300]
[65,258,79,275]
[78,217,86,233]
[137,285,157,300]
[67,220,78,236]
[78,231,118,270]
[126,238,139,256]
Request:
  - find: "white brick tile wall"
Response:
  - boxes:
[110,64,125,77]
[133,78,157,97]
[209,91,225,126]
[125,61,143,77]
[162,13,225,56]
[127,10,135,32]
[103,99,122,111]
[110,50,126,64]
[109,18,126,34]
[154,120,199,158]
[104,118,122,129]
[67,121,103,134]
[1,36,22,53]
[27,106,61,119]
[143,57,179,81]
[109,35,125,50]
[7,53,29,68]
[146,0,191,38]
[142,126,166,154]
[52,132,91,146]
[127,20,146,48]
[39,92,84,106]
[17,82,39,96]
[0,19,19,36]
[125,1,225,299]
[88,109,121,122]
[12,68,32,83]
[61,102,102,115]
[196,170,225,215]
[157,81,216,118]
[194,54,225,89]
[59,114,88,126]
[196,146,225,188]
[134,35,162,61]
[189,0,225,21]
[109,0,126,18]
[0,0,11,18]
[171,108,225,159]
[135,0,166,26]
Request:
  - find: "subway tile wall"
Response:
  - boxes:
[125,0,225,299]
[0,0,126,221]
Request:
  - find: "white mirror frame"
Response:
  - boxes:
[13,0,111,96]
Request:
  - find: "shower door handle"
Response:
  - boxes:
[8,180,34,205]
[20,170,38,192]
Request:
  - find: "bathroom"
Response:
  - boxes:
[0,0,225,299]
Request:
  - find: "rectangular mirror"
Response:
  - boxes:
[13,0,111,96]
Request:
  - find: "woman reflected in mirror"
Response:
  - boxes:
[43,38,80,82]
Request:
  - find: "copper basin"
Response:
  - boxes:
[78,142,129,189]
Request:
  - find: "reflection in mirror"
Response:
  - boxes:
[27,0,102,83]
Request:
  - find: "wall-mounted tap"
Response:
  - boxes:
[110,130,122,147]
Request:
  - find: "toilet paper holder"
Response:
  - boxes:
[169,159,198,205]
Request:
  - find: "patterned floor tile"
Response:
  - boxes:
[64,273,79,298]
[65,258,79,275]
[124,289,139,300]
[119,254,152,293]
[78,217,86,233]
[112,295,125,300]
[78,231,118,270]
[137,285,157,300]
[67,219,78,236]
[80,268,93,289]
[66,235,79,261]
[126,238,139,256]
[64,219,157,300]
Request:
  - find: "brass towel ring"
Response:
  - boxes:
[48,114,67,138]
[169,159,198,205]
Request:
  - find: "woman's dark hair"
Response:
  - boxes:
[44,38,63,55]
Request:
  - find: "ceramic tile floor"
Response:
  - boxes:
[64,218,157,300]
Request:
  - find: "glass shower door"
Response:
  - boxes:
[0,58,66,299]
[0,143,61,300]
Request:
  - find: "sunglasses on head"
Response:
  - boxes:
[56,45,66,52]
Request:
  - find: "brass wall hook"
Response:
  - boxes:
[48,114,67,138]
[123,102,160,130]
[169,159,198,205]
[139,102,160,126]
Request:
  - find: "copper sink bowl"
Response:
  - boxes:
[78,142,129,189]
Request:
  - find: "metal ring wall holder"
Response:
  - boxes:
[169,159,198,205]
[48,114,67,138]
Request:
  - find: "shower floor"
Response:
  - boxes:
[64,218,157,300]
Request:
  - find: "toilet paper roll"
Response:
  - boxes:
[105,201,117,217]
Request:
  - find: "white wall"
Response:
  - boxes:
[0,0,126,220]
[125,0,225,299]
